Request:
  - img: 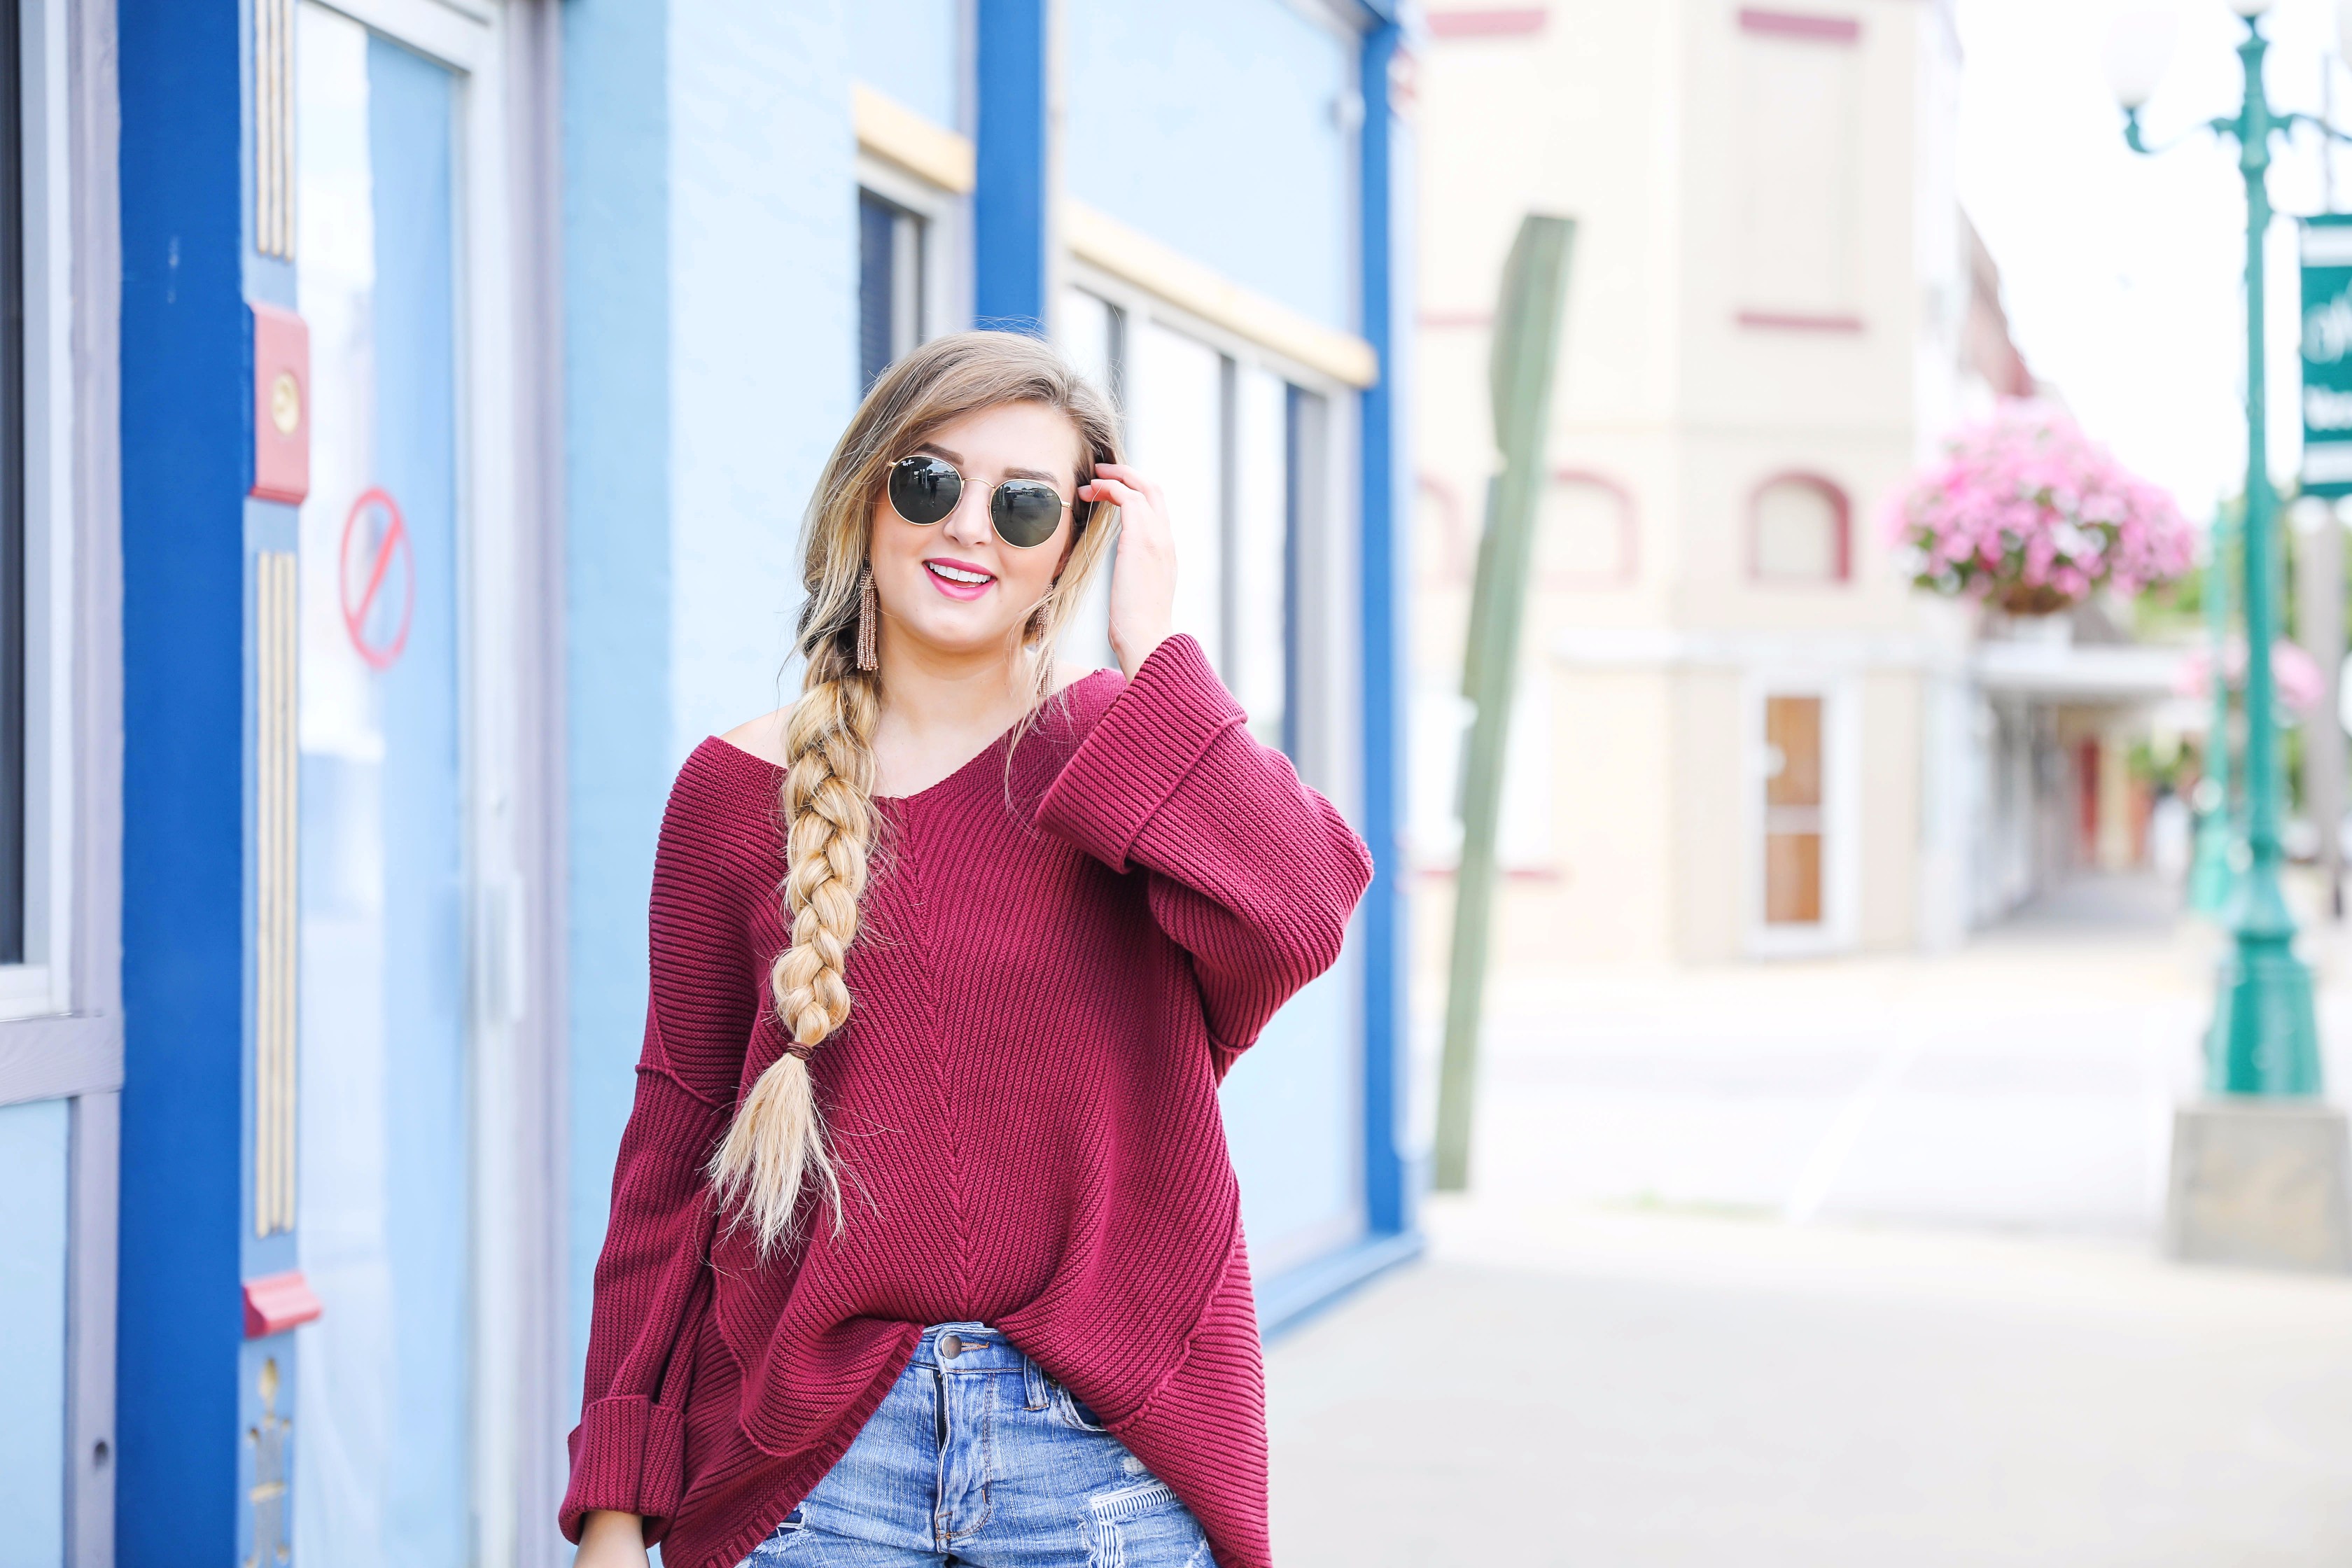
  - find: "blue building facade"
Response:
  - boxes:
[0,0,1414,1562]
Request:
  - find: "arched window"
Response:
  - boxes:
[1536,470,1637,585]
[1749,473,1850,583]
[1415,472,1475,587]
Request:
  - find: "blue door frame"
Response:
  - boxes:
[118,0,272,1558]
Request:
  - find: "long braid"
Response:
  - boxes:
[708,650,878,1253]
[705,329,1126,1258]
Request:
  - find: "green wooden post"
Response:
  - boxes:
[1432,215,1575,1193]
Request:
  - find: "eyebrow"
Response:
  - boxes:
[911,441,1072,490]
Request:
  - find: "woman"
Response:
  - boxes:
[562,330,1371,1568]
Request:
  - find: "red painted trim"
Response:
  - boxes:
[1746,471,1853,584]
[1545,468,1639,587]
[1737,8,1861,43]
[1416,864,1568,883]
[1737,309,1865,334]
[249,303,310,505]
[243,1270,323,1338]
[1427,8,1547,39]
[1416,471,1475,585]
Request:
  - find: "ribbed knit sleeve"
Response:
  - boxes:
[1035,634,1373,1067]
[561,751,766,1543]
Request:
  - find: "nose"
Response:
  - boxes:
[941,483,993,548]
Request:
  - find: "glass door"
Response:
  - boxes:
[1763,694,1826,925]
[293,10,469,1567]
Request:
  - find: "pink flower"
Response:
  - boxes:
[1886,400,2194,612]
[2176,638,2327,715]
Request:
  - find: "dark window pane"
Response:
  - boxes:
[0,0,24,964]
[858,190,896,393]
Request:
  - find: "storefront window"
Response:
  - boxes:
[859,188,925,391]
[0,0,25,969]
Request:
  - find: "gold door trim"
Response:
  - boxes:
[255,551,298,1235]
[255,0,295,258]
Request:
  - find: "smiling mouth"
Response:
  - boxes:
[924,559,995,589]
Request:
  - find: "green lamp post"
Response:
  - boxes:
[2186,507,2237,918]
[2113,0,2323,1096]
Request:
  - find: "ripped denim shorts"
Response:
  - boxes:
[737,1322,1217,1568]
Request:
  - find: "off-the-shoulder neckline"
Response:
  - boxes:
[704,666,1124,805]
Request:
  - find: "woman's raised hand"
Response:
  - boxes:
[1079,463,1175,680]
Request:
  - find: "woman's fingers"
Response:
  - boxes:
[1092,465,1177,678]
[1079,473,1150,515]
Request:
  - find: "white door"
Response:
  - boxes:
[292,3,527,1564]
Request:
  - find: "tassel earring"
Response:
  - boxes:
[855,567,879,671]
[1026,585,1058,645]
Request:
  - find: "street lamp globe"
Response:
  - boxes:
[2106,5,2178,108]
[2227,0,2274,17]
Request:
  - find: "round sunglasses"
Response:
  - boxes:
[886,454,1074,550]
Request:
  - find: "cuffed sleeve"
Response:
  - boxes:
[561,752,766,1543]
[1035,634,1373,1068]
[567,1394,690,1522]
[1036,636,1249,872]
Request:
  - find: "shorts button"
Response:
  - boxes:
[939,1333,963,1359]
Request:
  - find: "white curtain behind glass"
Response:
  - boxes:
[1129,322,1224,668]
[1056,288,1119,671]
[1229,365,1287,746]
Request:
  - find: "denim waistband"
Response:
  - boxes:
[909,1321,1030,1374]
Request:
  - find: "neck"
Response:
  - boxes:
[876,620,1033,718]
[867,620,1038,796]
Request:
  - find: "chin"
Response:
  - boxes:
[897,606,1025,658]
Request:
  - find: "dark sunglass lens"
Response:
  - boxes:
[888,456,961,526]
[992,481,1065,548]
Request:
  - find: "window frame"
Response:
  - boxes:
[855,148,967,377]
[1745,470,1853,586]
[1539,468,1639,589]
[0,0,82,1036]
[1059,257,1360,796]
[1,0,126,1564]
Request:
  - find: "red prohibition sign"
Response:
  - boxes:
[339,486,414,671]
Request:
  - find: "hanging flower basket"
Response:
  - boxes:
[1887,402,2195,615]
[1995,582,2076,617]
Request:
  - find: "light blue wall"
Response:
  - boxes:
[1221,965,1359,1274]
[850,0,960,128]
[668,0,856,758]
[0,1098,69,1568]
[1064,0,1354,332]
[566,0,859,1371]
[564,0,674,1374]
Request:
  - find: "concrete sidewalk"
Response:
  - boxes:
[1266,883,2352,1564]
[1266,1200,2352,1566]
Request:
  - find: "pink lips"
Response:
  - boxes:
[922,556,997,601]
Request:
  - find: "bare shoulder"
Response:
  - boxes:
[1049,659,1114,698]
[718,707,792,766]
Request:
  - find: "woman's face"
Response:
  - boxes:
[868,400,1085,663]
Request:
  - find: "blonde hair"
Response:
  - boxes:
[708,330,1125,1255]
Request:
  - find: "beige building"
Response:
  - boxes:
[1412,0,2064,970]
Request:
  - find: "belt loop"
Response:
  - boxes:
[1022,1352,1050,1412]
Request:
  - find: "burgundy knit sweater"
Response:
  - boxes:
[561,636,1373,1568]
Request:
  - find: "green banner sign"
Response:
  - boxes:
[2302,215,2352,498]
